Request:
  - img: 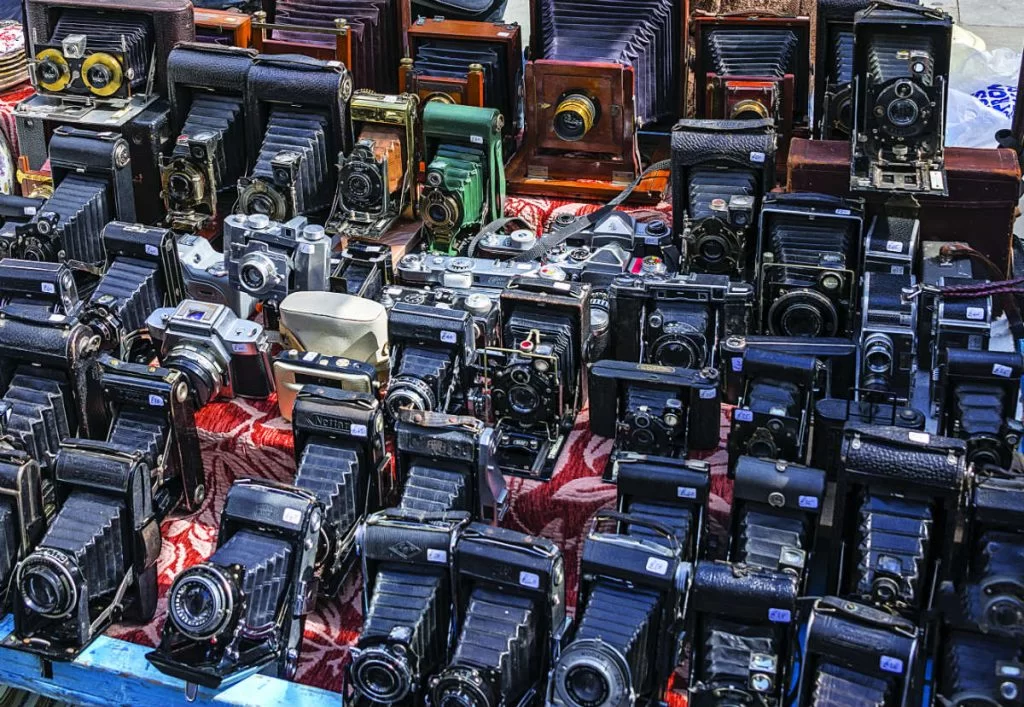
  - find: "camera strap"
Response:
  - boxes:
[511,159,672,263]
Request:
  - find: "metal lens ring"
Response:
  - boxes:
[768,289,839,338]
[421,188,462,233]
[692,218,742,273]
[81,53,124,97]
[163,159,206,207]
[342,161,383,210]
[862,333,894,376]
[554,92,599,142]
[385,376,437,417]
[652,323,707,369]
[553,639,632,707]
[17,549,78,619]
[430,667,497,707]
[237,251,279,297]
[168,565,234,641]
[164,344,226,408]
[35,49,70,92]
[240,180,287,221]
[730,98,770,121]
[351,646,415,703]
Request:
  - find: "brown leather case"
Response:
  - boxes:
[787,138,1021,275]
[194,8,252,48]
[24,0,194,97]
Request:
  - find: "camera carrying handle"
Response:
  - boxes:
[412,0,507,21]
[591,509,680,556]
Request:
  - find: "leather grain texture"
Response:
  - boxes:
[840,423,966,491]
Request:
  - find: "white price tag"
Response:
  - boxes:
[427,548,447,563]
[41,282,55,294]
[440,330,457,344]
[768,608,792,623]
[835,208,852,216]
[966,307,985,321]
[993,364,1013,378]
[886,240,903,253]
[645,557,669,575]
[23,207,36,216]
[232,343,247,353]
[909,431,931,444]
[799,495,819,509]
[735,409,754,423]
[282,508,302,525]
[749,151,766,163]
[699,388,716,399]
[350,423,368,438]
[519,571,540,589]
[470,135,484,145]
[145,244,159,256]
[880,656,904,674]
[731,357,743,372]
[891,265,906,275]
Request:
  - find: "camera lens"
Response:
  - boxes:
[347,172,373,200]
[163,346,224,408]
[39,60,60,84]
[565,665,610,706]
[509,385,540,416]
[986,597,1024,632]
[351,648,413,702]
[168,568,232,640]
[168,172,194,201]
[886,98,920,128]
[86,63,112,89]
[554,641,628,707]
[554,93,598,142]
[428,203,449,225]
[700,236,727,264]
[968,444,1003,469]
[769,290,838,338]
[248,193,275,217]
[730,99,770,121]
[385,377,436,418]
[18,553,76,619]
[863,334,894,375]
[240,263,266,292]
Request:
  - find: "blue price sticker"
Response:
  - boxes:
[768,608,791,623]
[735,409,754,423]
[798,495,819,509]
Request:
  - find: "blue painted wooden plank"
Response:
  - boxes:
[0,616,341,706]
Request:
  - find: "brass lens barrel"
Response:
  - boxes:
[554,93,597,142]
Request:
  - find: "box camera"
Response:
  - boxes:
[332,240,393,300]
[0,449,47,606]
[692,14,810,160]
[273,349,378,423]
[798,596,924,707]
[917,239,976,371]
[146,299,275,406]
[162,43,258,232]
[421,102,505,253]
[550,509,690,707]
[0,194,46,260]
[811,395,926,480]
[673,119,777,277]
[0,259,105,444]
[176,233,256,321]
[610,272,753,369]
[394,408,506,523]
[728,347,819,468]
[862,198,921,275]
[834,423,968,617]
[688,560,799,707]
[147,479,321,691]
[850,2,953,194]
[757,192,864,339]
[589,360,721,460]
[730,456,826,582]
[385,301,476,419]
[293,386,389,598]
[226,214,331,312]
[611,452,711,560]
[720,334,859,405]
[7,441,160,660]
[17,127,135,270]
[402,17,523,156]
[346,508,470,706]
[238,54,353,221]
[937,349,1024,470]
[860,271,918,401]
[81,222,186,357]
[256,0,407,93]
[91,353,204,519]
[434,522,566,707]
[328,91,418,240]
[482,277,590,480]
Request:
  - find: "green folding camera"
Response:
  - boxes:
[420,102,505,253]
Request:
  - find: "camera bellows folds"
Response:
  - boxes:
[867,34,936,87]
[738,508,809,571]
[295,444,360,541]
[176,95,247,188]
[702,619,779,694]
[537,0,679,125]
[1,372,70,464]
[87,258,162,338]
[940,631,1024,704]
[624,502,694,550]
[107,410,168,470]
[705,27,801,84]
[37,173,111,266]
[201,530,292,632]
[398,464,469,514]
[811,662,892,706]
[854,493,933,609]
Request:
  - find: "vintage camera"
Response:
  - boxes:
[429,523,566,707]
[862,199,921,275]
[728,348,819,468]
[0,448,47,607]
[834,423,968,617]
[380,286,500,350]
[261,0,405,92]
[931,276,994,383]
[757,192,864,338]
[346,509,470,706]
[937,350,1024,469]
[385,301,476,419]
[397,252,540,292]
[850,2,953,194]
[81,222,186,357]
[611,452,711,560]
[146,299,275,406]
[273,350,377,423]
[693,14,810,154]
[226,214,331,312]
[917,240,976,371]
[720,334,859,405]
[0,194,47,260]
[673,119,777,276]
[176,233,256,320]
[329,91,418,240]
[91,353,204,519]
[421,102,505,253]
[332,240,393,300]
[811,395,926,480]
[610,272,753,369]
[550,510,689,707]
[798,596,923,707]
[16,127,135,269]
[237,55,353,221]
[162,43,257,232]
[481,278,589,480]
[859,271,918,401]
[589,360,721,460]
[730,456,826,582]
[402,17,523,156]
[688,560,799,707]
[292,386,388,598]
[7,441,160,660]
[394,407,506,523]
[0,260,105,446]
[937,631,1024,707]
[147,480,320,692]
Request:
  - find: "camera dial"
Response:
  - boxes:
[430,666,499,707]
